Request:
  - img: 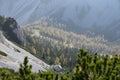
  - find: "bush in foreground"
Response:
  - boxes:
[1,49,120,80]
[73,49,120,80]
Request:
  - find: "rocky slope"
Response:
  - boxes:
[0,31,50,72]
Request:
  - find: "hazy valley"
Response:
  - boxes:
[0,0,120,41]
[0,0,120,80]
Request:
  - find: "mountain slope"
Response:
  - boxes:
[0,0,120,28]
[23,22,120,70]
[0,0,120,41]
[0,31,50,72]
[24,23,120,54]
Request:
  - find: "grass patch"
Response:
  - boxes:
[0,51,7,56]
[16,49,20,53]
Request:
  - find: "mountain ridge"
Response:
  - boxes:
[0,0,120,28]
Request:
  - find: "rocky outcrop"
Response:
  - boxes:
[0,16,26,44]
[50,65,62,72]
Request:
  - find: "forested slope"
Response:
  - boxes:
[23,22,120,70]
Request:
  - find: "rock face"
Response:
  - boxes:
[0,31,50,72]
[0,16,26,44]
[50,65,62,72]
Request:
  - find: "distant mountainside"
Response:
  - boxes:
[0,17,119,72]
[0,0,120,41]
[22,21,120,70]
[23,22,120,54]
